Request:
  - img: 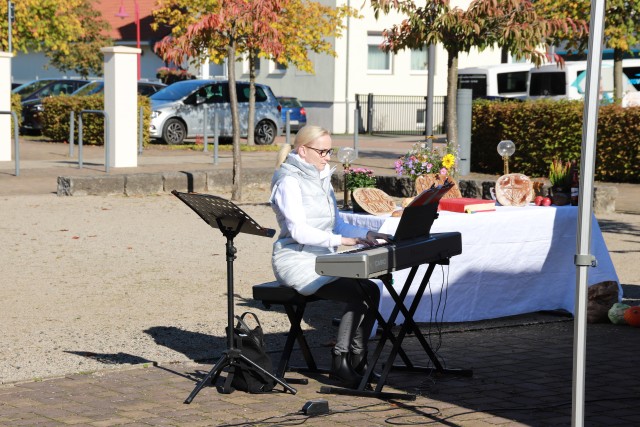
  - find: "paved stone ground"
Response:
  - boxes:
[1,316,639,426]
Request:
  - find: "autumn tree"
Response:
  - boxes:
[154,0,284,201]
[371,0,586,150]
[534,0,640,101]
[0,0,110,76]
[155,0,356,147]
[153,0,356,201]
[46,0,112,78]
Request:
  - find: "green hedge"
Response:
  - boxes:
[471,99,640,183]
[41,95,151,146]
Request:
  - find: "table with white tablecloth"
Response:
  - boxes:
[340,206,620,323]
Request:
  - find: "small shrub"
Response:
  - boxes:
[42,95,151,146]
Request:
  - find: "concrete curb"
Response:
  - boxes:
[57,168,618,213]
[57,168,275,197]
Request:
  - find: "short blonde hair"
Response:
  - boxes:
[293,125,330,151]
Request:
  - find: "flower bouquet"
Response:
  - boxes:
[395,139,461,198]
[395,140,458,180]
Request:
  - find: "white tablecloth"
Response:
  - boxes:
[340,206,620,323]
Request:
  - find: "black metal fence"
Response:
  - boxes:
[355,93,446,136]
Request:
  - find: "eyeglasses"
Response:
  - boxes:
[305,146,334,157]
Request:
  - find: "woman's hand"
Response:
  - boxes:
[341,231,392,247]
[365,231,393,244]
[341,237,368,246]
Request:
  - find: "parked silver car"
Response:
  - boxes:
[149,79,283,145]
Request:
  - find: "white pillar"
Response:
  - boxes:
[0,52,14,161]
[100,46,141,168]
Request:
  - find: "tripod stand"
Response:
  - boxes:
[172,191,297,404]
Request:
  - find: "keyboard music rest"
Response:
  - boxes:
[315,232,462,279]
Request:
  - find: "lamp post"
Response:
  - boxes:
[7,0,14,53]
[115,0,141,80]
[497,140,516,175]
[337,146,357,210]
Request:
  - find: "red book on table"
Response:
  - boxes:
[438,197,496,213]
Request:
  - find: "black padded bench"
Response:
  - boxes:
[252,281,328,378]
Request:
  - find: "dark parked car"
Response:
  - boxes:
[70,80,167,97]
[16,78,89,134]
[13,79,60,100]
[277,96,307,132]
[13,78,89,102]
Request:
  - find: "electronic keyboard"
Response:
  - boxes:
[315,232,462,279]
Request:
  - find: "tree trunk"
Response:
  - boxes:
[228,40,242,201]
[445,52,458,151]
[613,48,624,102]
[247,50,257,146]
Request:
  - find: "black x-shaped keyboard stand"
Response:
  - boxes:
[320,261,473,401]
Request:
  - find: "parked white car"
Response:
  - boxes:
[149,79,283,145]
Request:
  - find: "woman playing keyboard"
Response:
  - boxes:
[270,125,391,388]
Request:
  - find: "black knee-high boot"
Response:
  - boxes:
[330,351,363,388]
[349,351,368,376]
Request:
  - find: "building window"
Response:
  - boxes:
[242,55,261,75]
[269,60,287,74]
[367,33,392,74]
[411,45,429,72]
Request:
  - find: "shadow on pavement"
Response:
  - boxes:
[64,351,153,366]
[144,326,227,363]
[599,214,640,237]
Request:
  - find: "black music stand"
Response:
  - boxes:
[172,191,297,404]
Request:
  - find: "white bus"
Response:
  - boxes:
[457,63,535,99]
[528,59,640,100]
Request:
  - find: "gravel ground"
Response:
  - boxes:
[1,190,638,385]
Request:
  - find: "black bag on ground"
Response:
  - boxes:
[223,312,276,393]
